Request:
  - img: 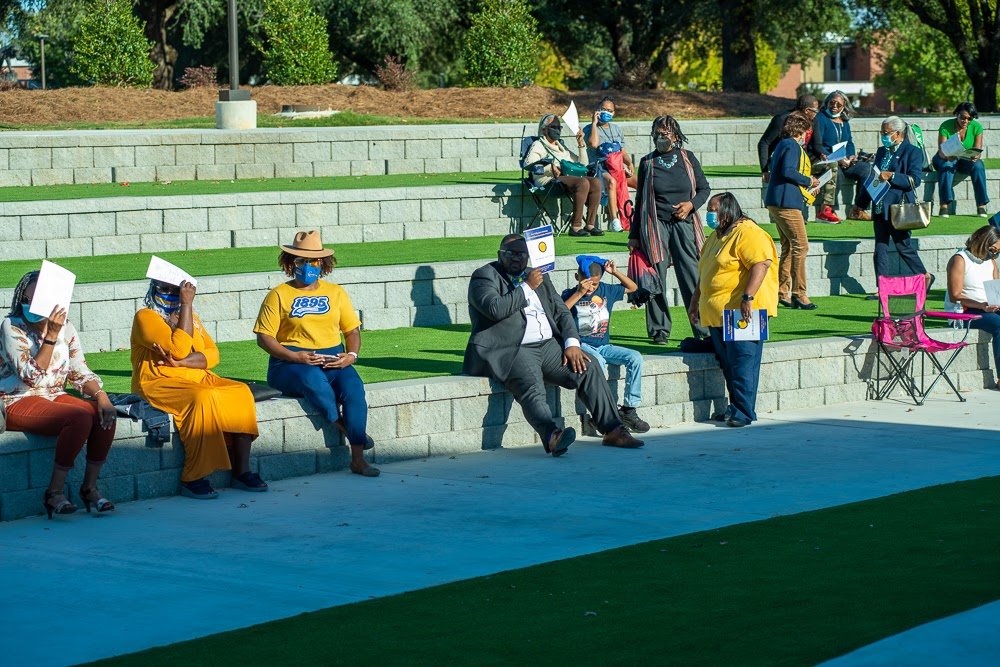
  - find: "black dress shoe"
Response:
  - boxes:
[778,298,794,308]
[588,227,605,236]
[792,296,817,310]
[568,228,590,237]
[651,332,669,345]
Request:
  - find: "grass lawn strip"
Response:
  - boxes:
[91,476,1000,666]
[84,293,923,394]
[0,220,986,288]
[0,167,761,202]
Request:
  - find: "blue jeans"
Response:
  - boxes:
[708,327,765,424]
[267,344,368,446]
[580,342,643,407]
[933,154,990,207]
[966,309,1000,373]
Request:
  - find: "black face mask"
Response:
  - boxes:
[546,127,562,141]
[988,250,999,261]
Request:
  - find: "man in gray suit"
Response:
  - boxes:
[464,234,644,456]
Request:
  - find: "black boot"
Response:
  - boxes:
[618,406,650,433]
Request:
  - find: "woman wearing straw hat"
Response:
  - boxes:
[254,230,379,477]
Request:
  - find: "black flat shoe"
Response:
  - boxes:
[778,298,794,308]
[587,227,605,236]
[568,228,590,237]
[791,296,817,310]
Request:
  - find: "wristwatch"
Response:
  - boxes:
[742,294,754,302]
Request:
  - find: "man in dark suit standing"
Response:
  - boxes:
[758,94,820,183]
[464,234,644,456]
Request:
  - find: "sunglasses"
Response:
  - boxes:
[293,257,323,267]
[501,250,529,259]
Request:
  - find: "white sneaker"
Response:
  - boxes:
[610,218,623,232]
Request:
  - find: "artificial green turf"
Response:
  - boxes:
[0,217,983,289]
[0,234,628,287]
[0,166,759,202]
[84,293,901,394]
[91,476,1000,666]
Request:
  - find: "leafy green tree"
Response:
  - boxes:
[665,30,781,93]
[71,0,155,86]
[11,0,90,88]
[851,0,1000,111]
[463,0,540,87]
[252,0,337,85]
[874,17,970,111]
[533,0,696,88]
[324,0,468,86]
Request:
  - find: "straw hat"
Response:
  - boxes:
[281,230,333,258]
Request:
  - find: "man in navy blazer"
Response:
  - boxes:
[868,116,932,284]
[464,234,644,455]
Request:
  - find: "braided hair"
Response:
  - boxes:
[651,115,688,144]
[8,270,40,318]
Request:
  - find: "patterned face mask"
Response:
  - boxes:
[152,286,181,314]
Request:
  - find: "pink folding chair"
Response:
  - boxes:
[870,274,980,405]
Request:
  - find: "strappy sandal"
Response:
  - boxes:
[43,490,78,519]
[79,486,115,514]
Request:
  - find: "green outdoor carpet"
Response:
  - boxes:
[0,219,985,288]
[82,293,921,394]
[91,476,1000,666]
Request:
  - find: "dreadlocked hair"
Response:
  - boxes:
[9,271,40,318]
[651,115,687,144]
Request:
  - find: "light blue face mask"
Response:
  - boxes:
[598,110,614,123]
[705,212,719,229]
[22,309,46,323]
[881,134,895,149]
[294,263,322,286]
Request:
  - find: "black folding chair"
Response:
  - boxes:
[518,130,572,235]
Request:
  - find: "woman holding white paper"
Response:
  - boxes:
[524,113,604,236]
[933,102,989,218]
[947,225,1000,385]
[809,91,871,223]
[0,270,117,519]
[688,193,777,428]
[765,112,820,310]
[131,272,266,499]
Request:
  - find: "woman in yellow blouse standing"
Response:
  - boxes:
[254,230,379,478]
[689,192,778,428]
[131,278,266,499]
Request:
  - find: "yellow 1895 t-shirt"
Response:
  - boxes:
[253,280,362,349]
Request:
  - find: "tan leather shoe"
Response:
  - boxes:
[601,425,644,448]
[848,206,871,221]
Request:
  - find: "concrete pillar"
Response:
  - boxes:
[216,100,257,130]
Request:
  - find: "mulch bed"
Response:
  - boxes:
[0,84,794,126]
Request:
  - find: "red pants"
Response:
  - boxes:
[5,395,115,470]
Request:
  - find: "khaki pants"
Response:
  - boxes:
[768,206,809,300]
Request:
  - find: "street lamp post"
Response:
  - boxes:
[36,34,48,90]
[215,0,256,129]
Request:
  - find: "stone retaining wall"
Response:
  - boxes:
[0,235,972,353]
[1,329,991,521]
[3,170,997,263]
[1,117,993,187]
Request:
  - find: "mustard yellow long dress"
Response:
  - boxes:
[130,308,258,482]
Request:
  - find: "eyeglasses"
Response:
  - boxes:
[500,250,529,260]
[804,107,820,115]
[293,257,322,267]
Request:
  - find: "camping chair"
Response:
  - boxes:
[870,274,980,405]
[518,131,572,235]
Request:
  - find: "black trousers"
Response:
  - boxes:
[503,338,621,440]
[646,219,709,339]
[872,213,926,278]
